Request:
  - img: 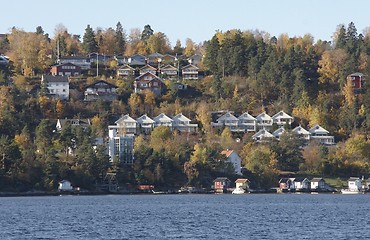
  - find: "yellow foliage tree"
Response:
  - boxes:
[174,98,181,115]
[318,49,348,84]
[220,127,234,150]
[143,90,156,115]
[184,38,196,57]
[128,93,143,117]
[91,115,104,137]
[196,102,211,133]
[190,143,207,164]
[342,78,355,106]
[55,100,64,118]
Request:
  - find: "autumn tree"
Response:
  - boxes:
[196,101,211,134]
[128,93,143,117]
[244,145,278,188]
[184,38,196,57]
[146,32,171,54]
[143,90,156,116]
[97,27,117,55]
[220,127,234,150]
[318,49,349,86]
[7,28,52,75]
[150,126,172,151]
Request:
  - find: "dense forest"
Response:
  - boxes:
[1,22,370,192]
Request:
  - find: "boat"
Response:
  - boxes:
[232,187,246,194]
[151,189,166,194]
[341,188,363,194]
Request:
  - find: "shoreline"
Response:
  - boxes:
[0,189,352,197]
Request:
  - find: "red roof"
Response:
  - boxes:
[235,179,249,183]
[221,149,233,157]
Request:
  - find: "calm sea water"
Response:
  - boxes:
[0,194,369,239]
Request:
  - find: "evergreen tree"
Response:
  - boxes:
[36,26,44,35]
[212,73,222,100]
[173,39,183,55]
[204,35,220,74]
[115,21,126,55]
[335,25,347,49]
[141,24,154,42]
[82,24,98,54]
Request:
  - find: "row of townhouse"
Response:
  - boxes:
[279,177,330,191]
[117,63,199,80]
[54,52,202,80]
[108,113,198,164]
[211,110,334,145]
[108,113,198,136]
[252,124,335,145]
[211,110,294,132]
[280,177,370,192]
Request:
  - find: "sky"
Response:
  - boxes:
[2,0,370,46]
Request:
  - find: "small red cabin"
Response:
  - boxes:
[347,72,365,90]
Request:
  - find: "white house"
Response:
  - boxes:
[310,178,326,190]
[309,124,335,145]
[238,112,257,132]
[109,114,137,136]
[41,75,69,100]
[347,177,362,191]
[136,114,155,134]
[172,113,198,133]
[293,178,310,190]
[58,180,73,192]
[292,126,311,141]
[255,112,273,130]
[211,112,239,132]
[252,129,274,142]
[272,111,293,126]
[108,129,134,164]
[235,179,250,190]
[221,150,242,175]
[272,127,286,140]
[153,113,173,128]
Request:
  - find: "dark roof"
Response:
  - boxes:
[85,80,117,89]
[52,62,80,68]
[348,177,361,181]
[213,177,230,182]
[294,178,309,182]
[279,178,291,183]
[60,56,89,60]
[311,178,324,182]
[42,75,69,83]
[58,119,91,129]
